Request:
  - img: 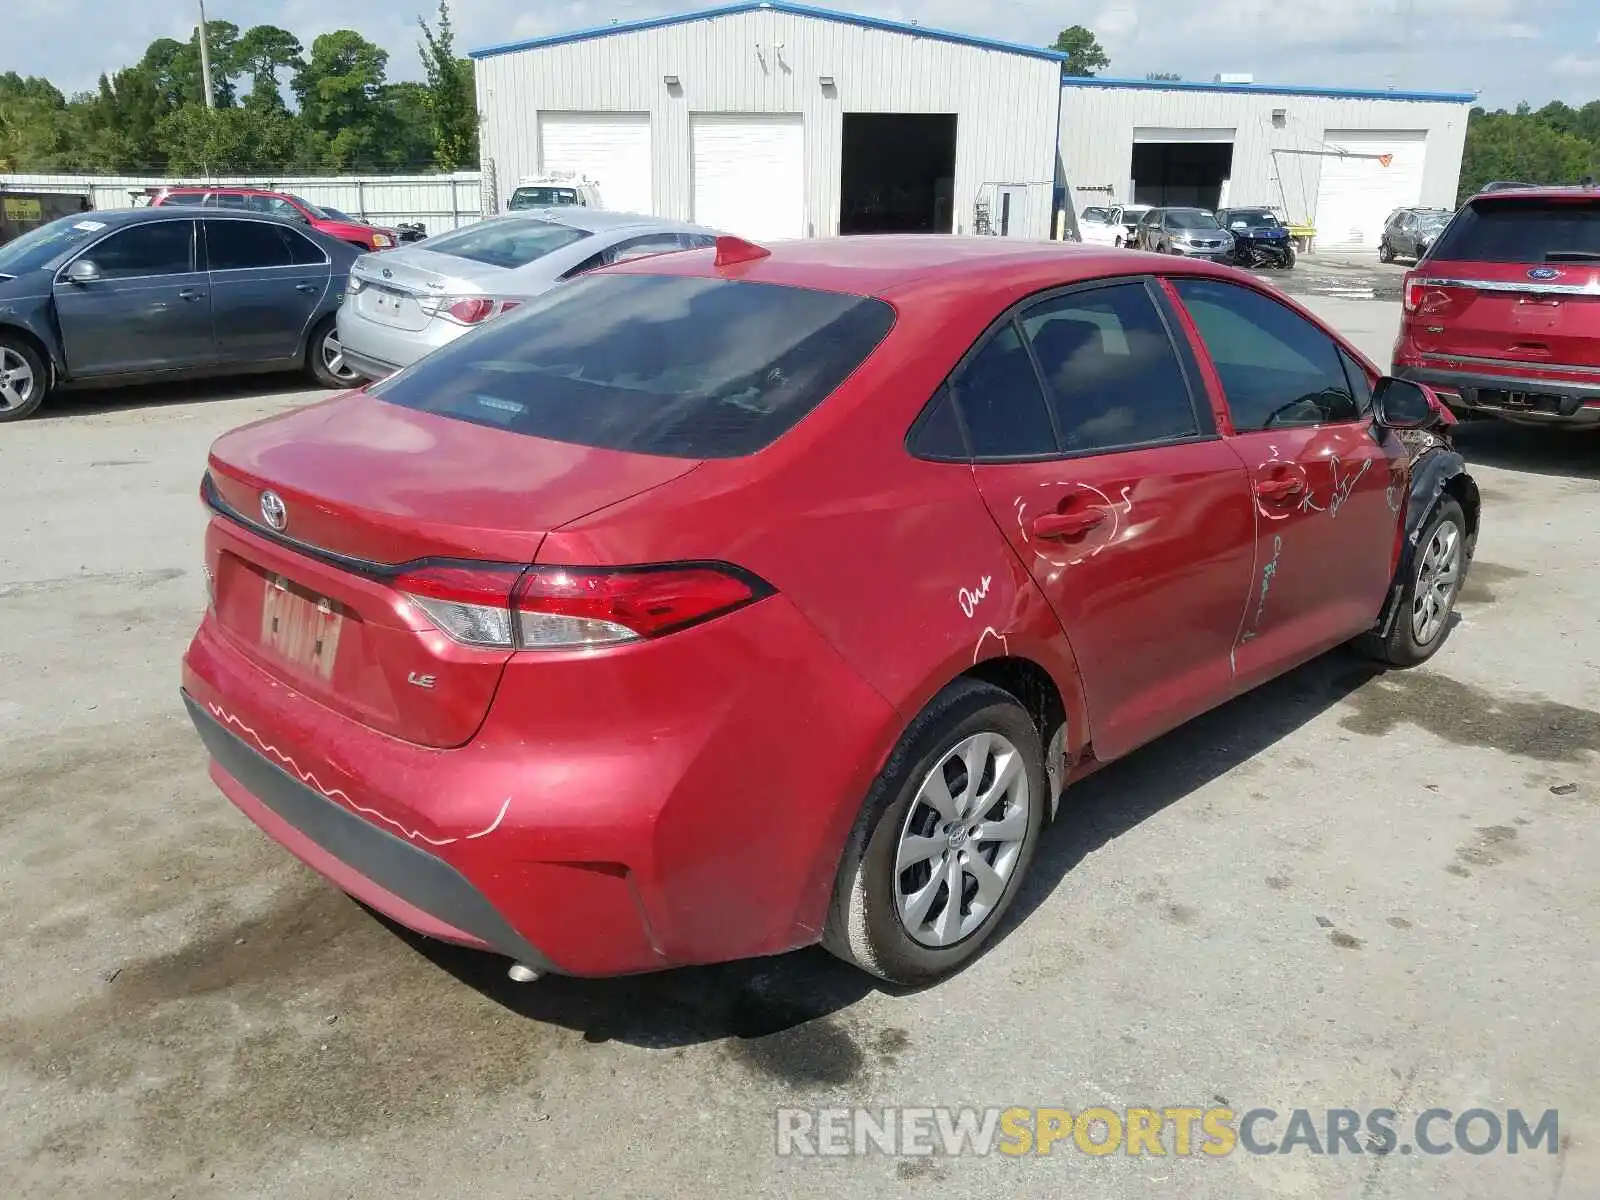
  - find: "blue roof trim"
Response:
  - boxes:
[1060,75,1477,104]
[469,1,1068,63]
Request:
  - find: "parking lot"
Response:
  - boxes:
[2,287,1598,1198]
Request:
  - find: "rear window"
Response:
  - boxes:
[421,217,590,269]
[510,187,580,208]
[369,273,896,458]
[1428,198,1600,263]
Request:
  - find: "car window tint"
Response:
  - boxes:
[906,383,968,460]
[606,234,687,265]
[285,228,327,265]
[1428,198,1599,262]
[210,194,251,210]
[682,233,717,249]
[1339,348,1375,416]
[1021,283,1200,452]
[1173,278,1359,430]
[87,221,193,278]
[423,217,591,269]
[952,322,1057,458]
[369,274,895,459]
[161,192,205,206]
[204,220,299,270]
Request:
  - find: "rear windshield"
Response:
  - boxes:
[421,217,590,269]
[369,273,897,458]
[510,187,580,208]
[1428,198,1600,263]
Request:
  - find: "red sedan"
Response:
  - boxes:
[181,236,1479,986]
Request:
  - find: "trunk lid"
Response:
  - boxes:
[349,248,507,331]
[204,391,701,747]
[1409,193,1600,370]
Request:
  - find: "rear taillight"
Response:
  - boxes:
[1403,274,1422,313]
[418,295,523,326]
[395,562,768,650]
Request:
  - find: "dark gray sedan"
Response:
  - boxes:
[0,207,362,422]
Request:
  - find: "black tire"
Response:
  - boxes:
[1283,246,1297,269]
[1355,497,1468,668]
[1378,240,1394,264]
[0,332,49,423]
[822,678,1047,986]
[306,315,362,389]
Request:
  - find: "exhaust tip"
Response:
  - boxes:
[507,963,543,983]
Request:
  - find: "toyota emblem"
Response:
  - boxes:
[260,490,288,531]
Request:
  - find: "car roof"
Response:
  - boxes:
[605,234,1248,301]
[54,206,301,229]
[163,185,284,196]
[1467,184,1600,202]
[510,207,712,235]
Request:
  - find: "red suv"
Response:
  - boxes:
[1394,185,1600,428]
[182,237,1477,987]
[150,187,399,252]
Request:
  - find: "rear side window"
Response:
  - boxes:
[951,323,1057,458]
[1021,283,1201,452]
[423,217,590,268]
[160,192,206,206]
[204,219,326,269]
[1428,199,1600,263]
[369,274,895,458]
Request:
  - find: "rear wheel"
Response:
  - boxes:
[307,315,362,389]
[1355,497,1467,667]
[0,334,48,423]
[823,678,1046,985]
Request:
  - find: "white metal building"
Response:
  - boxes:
[1057,77,1477,253]
[470,1,1065,241]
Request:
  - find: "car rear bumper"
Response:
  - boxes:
[181,590,897,977]
[1393,361,1600,426]
[336,304,460,379]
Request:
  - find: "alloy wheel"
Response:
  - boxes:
[1412,519,1462,645]
[321,329,360,384]
[0,347,35,412]
[894,731,1031,948]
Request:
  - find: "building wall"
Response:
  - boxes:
[1057,85,1470,228]
[475,9,1061,238]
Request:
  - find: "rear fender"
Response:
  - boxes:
[1372,439,1479,639]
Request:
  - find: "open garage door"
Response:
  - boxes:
[538,113,653,217]
[1314,130,1428,253]
[1131,128,1235,209]
[691,114,805,240]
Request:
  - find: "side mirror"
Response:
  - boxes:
[65,259,101,285]
[1373,377,1450,429]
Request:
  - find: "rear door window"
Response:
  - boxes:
[1021,282,1203,452]
[420,217,591,269]
[203,219,323,270]
[1428,198,1600,263]
[369,274,895,458]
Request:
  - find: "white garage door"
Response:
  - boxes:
[539,112,653,217]
[691,114,805,241]
[1314,130,1428,254]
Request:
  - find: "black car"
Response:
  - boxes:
[0,207,361,422]
[1215,207,1296,269]
[1378,207,1453,263]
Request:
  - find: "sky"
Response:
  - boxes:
[6,0,1600,110]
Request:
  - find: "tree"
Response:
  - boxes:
[293,30,392,169]
[417,1,478,170]
[1052,25,1109,77]
[235,25,304,111]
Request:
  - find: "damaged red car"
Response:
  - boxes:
[182,236,1478,987]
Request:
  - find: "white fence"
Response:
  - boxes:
[0,171,487,234]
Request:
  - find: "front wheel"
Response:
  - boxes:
[0,333,48,423]
[1282,246,1297,269]
[307,316,363,389]
[1355,497,1468,667]
[823,678,1046,985]
[1378,240,1394,264]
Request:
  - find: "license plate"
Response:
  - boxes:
[260,574,343,682]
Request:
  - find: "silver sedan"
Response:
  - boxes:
[337,209,721,380]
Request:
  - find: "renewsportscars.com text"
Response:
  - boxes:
[776,1106,1559,1158]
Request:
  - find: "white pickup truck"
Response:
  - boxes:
[1078,203,1153,248]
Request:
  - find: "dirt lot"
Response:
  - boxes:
[2,298,1598,1199]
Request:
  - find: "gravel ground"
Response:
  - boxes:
[1,297,1596,1199]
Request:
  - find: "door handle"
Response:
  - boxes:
[1255,476,1305,501]
[177,288,205,302]
[295,282,319,293]
[1031,509,1107,539]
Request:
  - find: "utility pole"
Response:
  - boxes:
[197,0,215,109]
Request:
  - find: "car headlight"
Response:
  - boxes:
[371,233,393,248]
